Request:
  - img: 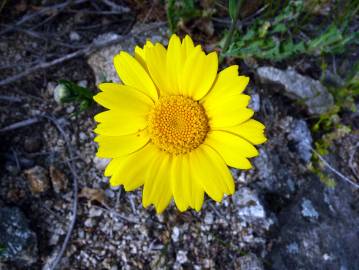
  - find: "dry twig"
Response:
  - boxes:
[101,0,130,13]
[310,146,359,189]
[0,117,41,133]
[0,22,166,87]
[0,0,87,36]
[42,114,79,270]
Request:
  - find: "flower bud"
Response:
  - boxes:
[53,83,71,103]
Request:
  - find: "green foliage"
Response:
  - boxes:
[57,80,94,112]
[310,65,359,187]
[166,0,202,33]
[228,0,239,21]
[222,0,358,61]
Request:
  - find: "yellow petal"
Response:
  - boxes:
[208,107,254,128]
[171,155,190,212]
[95,129,149,158]
[134,46,146,68]
[181,35,195,58]
[94,119,147,136]
[104,158,120,177]
[189,144,233,202]
[204,93,251,113]
[166,34,183,94]
[134,40,154,71]
[145,43,170,95]
[142,151,172,213]
[108,143,158,190]
[205,130,258,169]
[114,51,158,101]
[202,65,249,106]
[182,50,218,100]
[94,83,154,111]
[94,108,147,136]
[222,119,267,145]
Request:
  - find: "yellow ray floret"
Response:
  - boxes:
[93,34,267,213]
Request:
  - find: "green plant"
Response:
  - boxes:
[166,0,202,33]
[222,0,359,61]
[55,80,94,112]
[310,64,359,187]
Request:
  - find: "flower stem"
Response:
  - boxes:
[222,0,244,53]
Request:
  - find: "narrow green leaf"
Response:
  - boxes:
[228,0,238,21]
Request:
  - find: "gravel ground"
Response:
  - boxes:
[1,1,359,270]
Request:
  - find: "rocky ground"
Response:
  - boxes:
[1,1,359,270]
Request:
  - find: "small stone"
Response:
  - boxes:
[69,31,81,41]
[66,105,74,113]
[286,242,299,254]
[287,119,313,163]
[93,156,110,171]
[171,226,180,242]
[233,187,266,220]
[49,166,68,193]
[24,166,49,195]
[84,218,96,228]
[88,207,103,217]
[204,212,214,225]
[24,136,42,153]
[105,188,115,198]
[48,233,60,246]
[249,93,261,112]
[301,199,319,219]
[203,259,214,268]
[79,132,88,141]
[176,250,188,265]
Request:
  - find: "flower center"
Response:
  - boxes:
[148,95,209,155]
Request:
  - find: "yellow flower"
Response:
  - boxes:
[93,34,267,213]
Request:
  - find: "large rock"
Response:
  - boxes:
[88,22,168,84]
[253,117,312,199]
[266,177,359,270]
[257,66,334,115]
[0,207,38,267]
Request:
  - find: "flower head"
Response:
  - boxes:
[93,34,266,213]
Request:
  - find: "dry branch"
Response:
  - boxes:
[0,22,166,87]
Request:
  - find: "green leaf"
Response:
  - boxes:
[228,0,238,21]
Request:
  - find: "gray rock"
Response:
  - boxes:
[254,146,298,196]
[287,119,313,163]
[88,22,168,85]
[253,116,311,197]
[233,187,266,221]
[0,207,38,267]
[236,253,264,270]
[267,177,359,270]
[257,66,334,114]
